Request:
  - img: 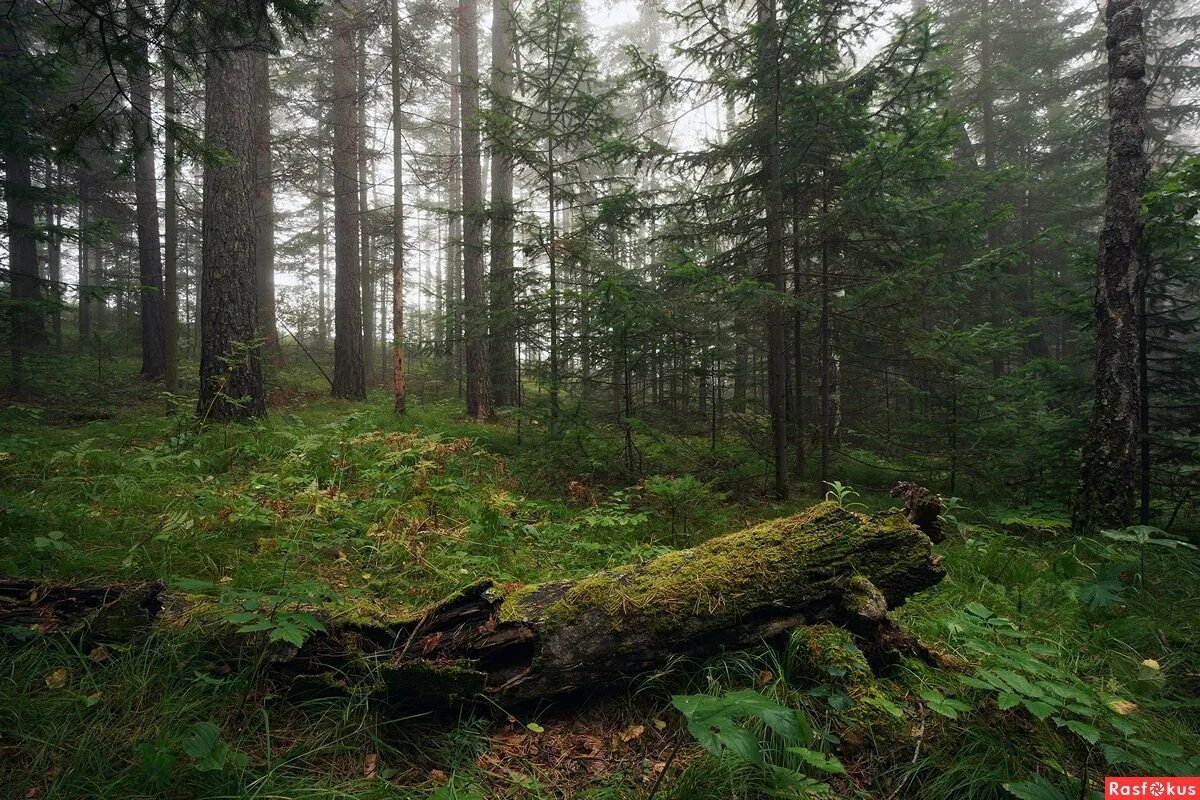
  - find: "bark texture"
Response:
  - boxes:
[164,59,180,391]
[331,2,366,400]
[1074,0,1148,532]
[487,0,518,407]
[459,0,491,419]
[198,43,267,420]
[4,503,942,709]
[390,0,407,414]
[252,49,283,367]
[130,8,166,381]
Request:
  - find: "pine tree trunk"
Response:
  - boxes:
[5,133,44,387]
[358,30,375,382]
[488,0,518,407]
[391,0,407,414]
[44,160,62,350]
[460,0,491,419]
[164,59,180,392]
[130,7,167,382]
[77,170,91,337]
[198,37,266,421]
[1073,0,1148,531]
[331,1,367,400]
[252,49,283,367]
[447,34,463,386]
[758,0,788,499]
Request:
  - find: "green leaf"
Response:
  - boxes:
[997,692,1022,710]
[137,738,177,789]
[964,602,994,620]
[1022,700,1056,721]
[269,621,308,647]
[919,689,972,719]
[787,747,847,775]
[183,722,243,772]
[1063,720,1103,745]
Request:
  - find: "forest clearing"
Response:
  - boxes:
[2,0,1199,797]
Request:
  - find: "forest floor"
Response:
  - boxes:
[1,352,1198,800]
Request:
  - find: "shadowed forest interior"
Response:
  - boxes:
[1,0,1199,797]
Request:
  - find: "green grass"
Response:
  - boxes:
[2,353,1198,799]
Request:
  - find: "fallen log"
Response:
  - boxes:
[2,502,943,707]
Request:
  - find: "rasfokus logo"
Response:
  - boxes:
[1106,778,1200,798]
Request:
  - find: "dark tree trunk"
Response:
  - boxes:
[390,0,407,414]
[198,39,267,421]
[77,170,91,337]
[1073,0,1148,532]
[44,160,62,350]
[252,48,283,367]
[488,0,518,408]
[164,59,180,392]
[131,6,166,381]
[331,2,366,400]
[5,503,942,708]
[358,29,375,382]
[758,0,787,499]
[5,134,44,385]
[460,0,491,419]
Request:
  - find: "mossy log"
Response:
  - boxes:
[3,502,943,707]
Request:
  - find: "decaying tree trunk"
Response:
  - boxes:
[2,503,942,708]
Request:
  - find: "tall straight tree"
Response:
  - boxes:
[331,0,367,399]
[164,57,180,391]
[198,28,267,420]
[358,28,375,380]
[487,0,517,407]
[1074,0,1150,531]
[130,4,166,381]
[252,48,283,367]
[758,0,788,499]
[390,0,406,413]
[459,0,491,418]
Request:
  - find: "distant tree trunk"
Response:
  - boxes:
[252,48,283,367]
[791,192,805,479]
[331,1,366,400]
[390,0,407,414]
[164,59,180,391]
[44,160,62,350]
[198,39,267,421]
[448,36,464,392]
[758,0,787,499]
[130,6,167,381]
[460,0,491,419]
[358,29,375,382]
[5,136,43,386]
[488,0,517,407]
[77,170,92,337]
[1073,0,1148,532]
[317,116,328,349]
[979,0,1004,379]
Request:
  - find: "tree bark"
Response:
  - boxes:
[198,35,267,421]
[488,0,518,408]
[391,0,407,414]
[5,123,44,387]
[1073,0,1148,532]
[358,29,375,382]
[130,5,167,382]
[331,0,367,400]
[164,59,180,392]
[758,0,788,499]
[4,503,942,708]
[252,48,283,368]
[460,0,491,419]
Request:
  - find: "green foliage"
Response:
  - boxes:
[672,688,843,796]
